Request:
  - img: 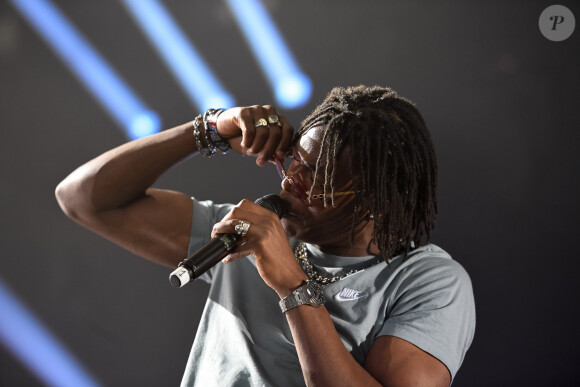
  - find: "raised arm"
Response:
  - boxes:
[55,106,293,268]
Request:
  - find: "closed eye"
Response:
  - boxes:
[291,146,316,171]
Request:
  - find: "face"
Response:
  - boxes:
[278,127,362,250]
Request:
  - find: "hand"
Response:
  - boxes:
[211,199,307,297]
[216,105,294,166]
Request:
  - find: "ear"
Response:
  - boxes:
[355,205,374,222]
[367,212,385,221]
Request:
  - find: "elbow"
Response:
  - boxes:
[55,179,78,220]
[55,177,91,222]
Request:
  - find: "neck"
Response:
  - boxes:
[315,219,378,257]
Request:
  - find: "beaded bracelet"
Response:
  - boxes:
[203,108,230,153]
[192,115,215,158]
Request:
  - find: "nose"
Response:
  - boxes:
[287,161,311,185]
[281,175,293,192]
[282,169,311,204]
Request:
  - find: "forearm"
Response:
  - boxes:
[56,122,196,217]
[285,306,382,387]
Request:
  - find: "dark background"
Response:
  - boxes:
[1,1,579,386]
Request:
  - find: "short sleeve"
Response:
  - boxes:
[379,255,476,380]
[187,198,234,284]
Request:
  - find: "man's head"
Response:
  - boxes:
[291,85,438,263]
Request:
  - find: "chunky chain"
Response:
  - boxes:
[293,242,383,286]
[192,115,214,157]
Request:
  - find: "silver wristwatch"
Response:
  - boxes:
[279,280,326,313]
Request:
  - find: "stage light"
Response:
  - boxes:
[225,0,312,109]
[121,0,235,111]
[9,0,160,140]
[0,278,101,387]
[130,110,161,139]
[275,73,312,111]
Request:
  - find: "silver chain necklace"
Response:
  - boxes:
[294,242,384,286]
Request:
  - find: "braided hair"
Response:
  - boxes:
[296,85,438,263]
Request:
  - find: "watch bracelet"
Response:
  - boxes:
[278,280,325,313]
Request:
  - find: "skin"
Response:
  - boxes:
[56,105,451,386]
[278,129,373,254]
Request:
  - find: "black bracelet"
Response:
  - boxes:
[193,115,215,158]
[203,108,230,153]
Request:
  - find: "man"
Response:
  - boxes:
[56,85,475,386]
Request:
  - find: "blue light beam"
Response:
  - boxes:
[0,278,101,387]
[121,0,235,111]
[225,0,312,109]
[10,0,161,140]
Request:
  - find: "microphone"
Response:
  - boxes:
[169,194,287,288]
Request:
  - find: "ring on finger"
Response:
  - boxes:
[268,114,282,126]
[234,220,251,237]
[254,118,268,127]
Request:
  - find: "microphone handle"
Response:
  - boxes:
[169,233,239,288]
[189,233,239,276]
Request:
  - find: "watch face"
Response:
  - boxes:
[307,281,326,305]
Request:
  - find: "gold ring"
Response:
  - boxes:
[268,115,282,126]
[255,118,268,127]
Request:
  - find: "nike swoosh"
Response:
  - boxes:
[334,288,368,301]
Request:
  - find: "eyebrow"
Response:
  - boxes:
[293,146,316,171]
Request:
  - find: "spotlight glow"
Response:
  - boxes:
[226,0,312,109]
[275,74,312,111]
[9,0,161,140]
[0,278,101,387]
[130,111,161,139]
[121,0,235,111]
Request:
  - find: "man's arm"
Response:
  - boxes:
[284,306,451,387]
[55,106,293,267]
[55,123,200,267]
[365,336,451,386]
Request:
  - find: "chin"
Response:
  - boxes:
[279,191,315,239]
[281,217,318,245]
[280,218,298,238]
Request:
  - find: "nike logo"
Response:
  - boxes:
[334,287,367,301]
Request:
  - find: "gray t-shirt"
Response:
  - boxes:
[181,199,475,387]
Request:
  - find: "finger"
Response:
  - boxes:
[250,106,271,155]
[211,200,278,238]
[276,115,295,159]
[256,125,282,166]
[211,219,240,238]
[260,107,294,161]
[211,212,255,237]
[223,248,254,263]
[235,198,277,217]
[251,125,271,159]
[257,106,286,165]
[211,211,263,240]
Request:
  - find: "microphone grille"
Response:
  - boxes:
[255,194,288,218]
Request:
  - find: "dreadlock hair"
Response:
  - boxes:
[297,85,438,264]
